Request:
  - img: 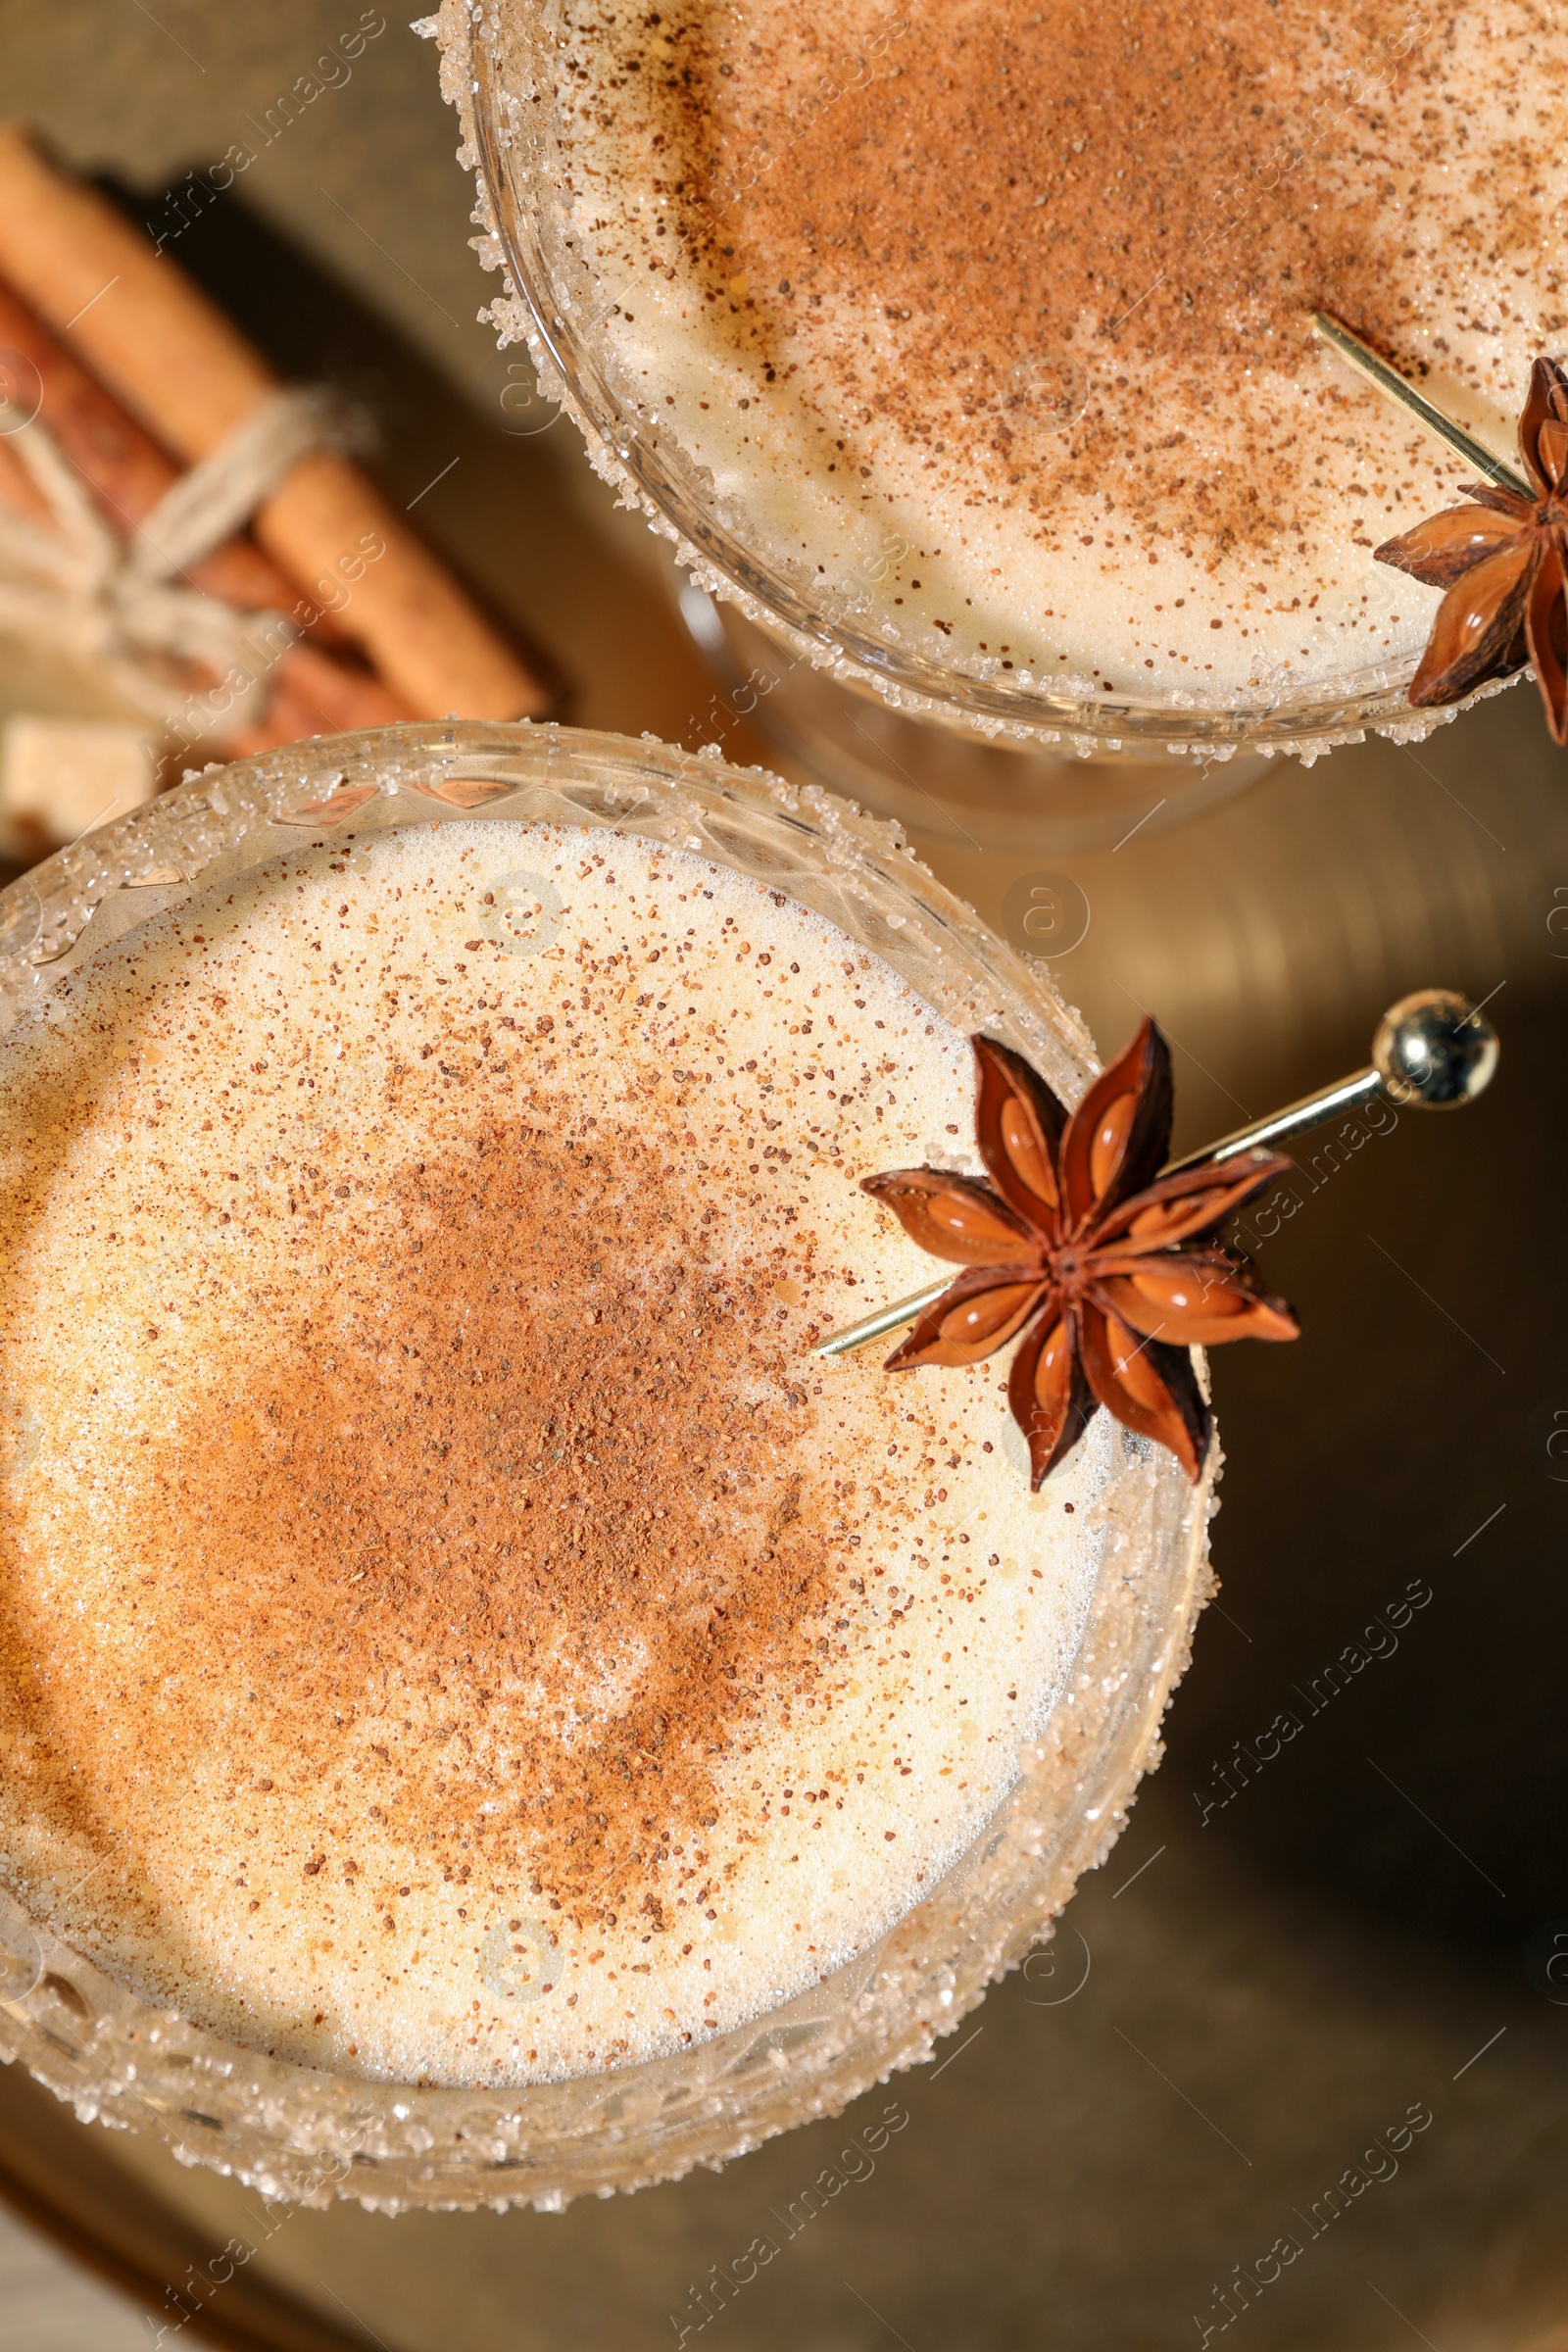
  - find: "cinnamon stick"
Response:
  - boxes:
[0,274,309,620]
[0,122,551,723]
[0,271,415,754]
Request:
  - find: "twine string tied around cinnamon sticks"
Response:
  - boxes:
[0,383,356,735]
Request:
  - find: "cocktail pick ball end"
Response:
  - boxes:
[1372,989,1499,1110]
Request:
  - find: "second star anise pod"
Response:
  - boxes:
[1375,355,1568,744]
[861,1025,1298,1487]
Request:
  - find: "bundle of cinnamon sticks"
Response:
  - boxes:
[0,121,549,839]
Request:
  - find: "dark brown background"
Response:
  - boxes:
[0,5,1564,2346]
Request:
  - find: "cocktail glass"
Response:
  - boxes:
[0,721,1211,2209]
[443,1,1512,815]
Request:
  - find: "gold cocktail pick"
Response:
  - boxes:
[1311,313,1532,500]
[815,988,1498,1361]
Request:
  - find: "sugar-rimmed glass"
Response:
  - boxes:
[0,721,1213,2211]
[444,2,1514,773]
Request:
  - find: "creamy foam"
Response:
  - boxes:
[514,0,1568,705]
[0,819,1117,2085]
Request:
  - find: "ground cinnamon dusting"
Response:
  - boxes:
[0,821,1104,2084]
[617,0,1554,556]
[51,1126,846,1936]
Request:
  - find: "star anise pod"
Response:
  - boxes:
[1375,356,1568,745]
[861,1025,1298,1487]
